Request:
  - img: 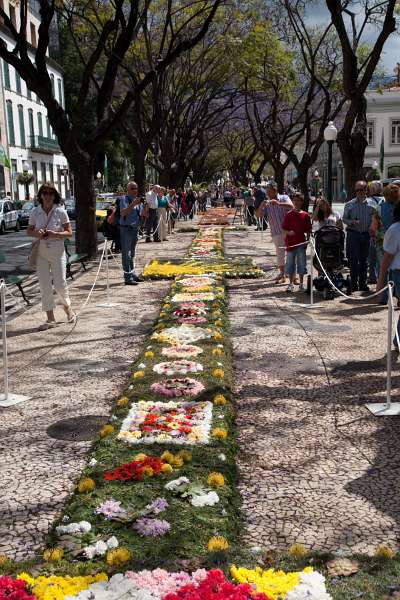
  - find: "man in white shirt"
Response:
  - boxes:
[145,185,160,242]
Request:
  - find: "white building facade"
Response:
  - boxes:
[0,0,69,202]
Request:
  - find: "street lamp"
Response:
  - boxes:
[324,121,338,204]
[313,169,320,196]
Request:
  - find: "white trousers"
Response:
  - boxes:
[36,242,71,312]
[271,234,286,268]
[158,207,168,241]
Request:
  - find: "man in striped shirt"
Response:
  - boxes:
[257,181,293,283]
[343,180,377,292]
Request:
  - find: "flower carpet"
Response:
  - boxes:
[0,225,334,599]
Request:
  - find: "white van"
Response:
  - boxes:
[0,199,19,233]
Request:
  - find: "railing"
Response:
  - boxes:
[29,135,60,153]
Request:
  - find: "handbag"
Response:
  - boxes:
[28,208,54,268]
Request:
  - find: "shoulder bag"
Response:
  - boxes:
[28,208,54,268]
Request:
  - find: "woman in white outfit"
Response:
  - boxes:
[27,182,75,330]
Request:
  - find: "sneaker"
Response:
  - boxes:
[359,284,370,292]
[125,280,138,286]
[286,284,294,293]
[299,283,305,291]
[38,321,58,331]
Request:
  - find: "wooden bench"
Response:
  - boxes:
[64,239,88,279]
[3,274,31,305]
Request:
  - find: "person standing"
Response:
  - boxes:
[257,181,293,283]
[27,182,75,330]
[254,184,267,230]
[367,181,385,284]
[145,185,159,242]
[157,187,168,242]
[118,181,142,285]
[282,193,312,292]
[244,188,255,225]
[186,189,196,220]
[343,180,376,292]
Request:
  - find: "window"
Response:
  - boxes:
[27,87,31,100]
[391,120,400,145]
[46,116,51,138]
[366,121,375,146]
[30,23,37,47]
[9,5,16,28]
[6,101,15,146]
[57,78,63,107]
[15,71,21,94]
[3,61,10,88]
[388,165,400,178]
[50,74,55,96]
[18,105,25,147]
[32,161,38,192]
[28,109,34,140]
[48,163,54,183]
[40,161,46,183]
[37,112,43,136]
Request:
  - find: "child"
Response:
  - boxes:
[281,192,312,292]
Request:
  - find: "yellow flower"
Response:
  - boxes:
[213,394,226,405]
[177,449,192,462]
[142,466,154,477]
[77,477,96,493]
[99,424,114,438]
[133,370,145,379]
[17,574,109,600]
[161,463,173,474]
[212,348,223,356]
[230,566,307,599]
[215,319,223,327]
[170,456,184,468]
[375,545,395,559]
[159,311,166,317]
[213,368,224,379]
[207,536,229,552]
[117,396,129,407]
[212,427,228,440]
[106,547,131,566]
[161,450,175,464]
[133,453,147,461]
[214,332,223,340]
[207,472,225,486]
[212,310,222,317]
[43,547,64,562]
[0,554,10,566]
[288,543,307,557]
[164,303,171,309]
[144,351,154,359]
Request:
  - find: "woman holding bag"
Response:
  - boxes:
[27,182,75,331]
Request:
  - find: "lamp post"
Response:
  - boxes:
[313,169,320,196]
[323,121,338,204]
[96,171,102,192]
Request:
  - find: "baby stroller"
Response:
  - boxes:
[312,225,351,300]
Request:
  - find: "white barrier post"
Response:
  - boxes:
[0,280,31,407]
[366,283,400,416]
[303,239,320,309]
[96,238,120,308]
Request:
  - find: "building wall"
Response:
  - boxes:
[0,0,69,202]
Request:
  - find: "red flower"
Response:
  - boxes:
[0,577,36,600]
[162,571,270,600]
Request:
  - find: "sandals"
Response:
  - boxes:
[38,321,58,331]
[63,305,77,323]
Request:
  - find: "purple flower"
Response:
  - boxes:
[146,497,169,515]
[95,499,125,519]
[133,518,171,537]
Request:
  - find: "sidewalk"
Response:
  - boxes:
[226,228,400,554]
[0,231,195,560]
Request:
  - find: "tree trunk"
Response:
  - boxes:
[72,155,97,257]
[133,154,147,195]
[252,159,266,184]
[273,164,285,192]
[337,130,367,200]
[296,165,311,211]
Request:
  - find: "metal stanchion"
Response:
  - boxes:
[96,238,120,308]
[0,281,31,407]
[303,241,320,309]
[366,283,400,416]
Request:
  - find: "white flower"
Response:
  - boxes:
[217,344,223,348]
[217,362,223,366]
[65,575,160,600]
[164,476,190,490]
[95,540,108,555]
[285,571,332,600]
[106,536,119,549]
[218,453,226,461]
[80,521,92,533]
[191,491,219,507]
[56,521,92,536]
[62,515,70,522]
[88,458,98,467]
[138,363,146,369]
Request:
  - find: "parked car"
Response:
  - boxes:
[96,199,115,231]
[18,201,35,227]
[0,199,20,233]
[65,197,76,220]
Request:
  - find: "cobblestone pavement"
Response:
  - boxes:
[225,228,400,555]
[0,230,194,560]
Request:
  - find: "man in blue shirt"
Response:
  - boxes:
[118,181,143,285]
[343,180,376,292]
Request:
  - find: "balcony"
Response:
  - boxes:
[29,135,61,154]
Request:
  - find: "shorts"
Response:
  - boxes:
[271,234,285,267]
[286,246,307,275]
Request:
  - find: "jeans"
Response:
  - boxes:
[389,269,400,346]
[286,246,307,275]
[346,230,370,287]
[146,208,159,241]
[37,242,70,312]
[368,239,377,283]
[120,225,138,282]
[376,246,388,304]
